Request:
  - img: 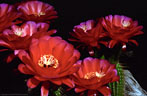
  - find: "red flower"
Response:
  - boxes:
[69,19,107,49]
[71,57,119,96]
[0,3,21,32]
[17,36,80,96]
[17,1,58,23]
[102,15,144,48]
[0,21,56,50]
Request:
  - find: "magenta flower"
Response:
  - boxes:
[102,15,144,48]
[71,57,119,96]
[17,1,58,23]
[69,19,107,49]
[0,3,21,32]
[0,21,56,50]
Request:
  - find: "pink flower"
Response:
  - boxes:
[0,21,56,50]
[71,57,119,96]
[69,19,107,49]
[17,36,81,96]
[17,1,58,23]
[102,15,144,48]
[0,3,21,32]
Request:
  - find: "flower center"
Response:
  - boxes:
[84,72,105,79]
[81,25,87,32]
[14,28,24,36]
[34,12,46,17]
[38,54,59,68]
[122,20,130,27]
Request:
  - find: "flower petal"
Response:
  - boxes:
[41,82,50,96]
[27,77,40,88]
[97,86,111,96]
[75,87,86,93]
[18,64,34,75]
[6,53,16,63]
[49,79,62,85]
[62,77,75,88]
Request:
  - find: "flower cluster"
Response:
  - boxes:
[0,0,143,96]
[69,15,143,53]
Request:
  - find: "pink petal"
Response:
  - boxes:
[41,82,50,96]
[47,29,57,35]
[27,77,40,88]
[17,50,32,64]
[0,40,11,48]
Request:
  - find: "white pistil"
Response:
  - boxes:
[84,71,105,79]
[122,20,130,27]
[14,28,24,36]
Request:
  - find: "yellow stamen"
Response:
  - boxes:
[34,12,45,17]
[84,71,105,79]
[38,54,59,68]
[14,28,23,36]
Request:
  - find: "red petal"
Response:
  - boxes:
[0,40,11,48]
[27,77,40,88]
[75,87,86,93]
[34,76,48,81]
[17,50,33,67]
[129,39,138,46]
[49,79,62,85]
[41,82,50,96]
[6,54,16,63]
[47,29,57,36]
[97,86,111,96]
[87,90,98,96]
[108,40,118,48]
[0,48,9,52]
[18,64,34,74]
[62,77,75,88]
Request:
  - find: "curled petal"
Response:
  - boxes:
[27,77,40,88]
[17,50,31,64]
[18,64,34,75]
[41,82,50,96]
[129,39,138,46]
[0,40,11,48]
[6,53,16,63]
[108,40,118,48]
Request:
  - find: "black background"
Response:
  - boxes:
[0,0,147,95]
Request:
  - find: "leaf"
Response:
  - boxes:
[100,55,105,59]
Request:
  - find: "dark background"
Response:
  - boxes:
[0,0,147,95]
